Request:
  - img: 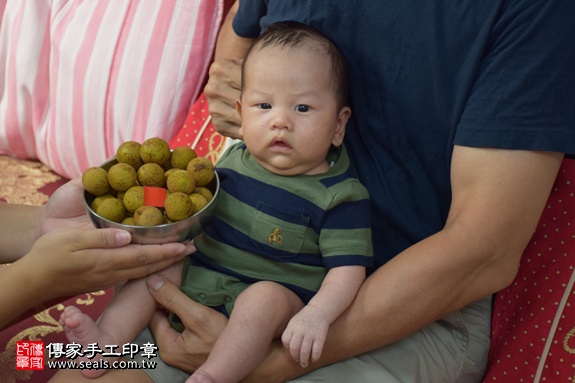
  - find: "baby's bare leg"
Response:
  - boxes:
[59,260,184,378]
[187,281,304,383]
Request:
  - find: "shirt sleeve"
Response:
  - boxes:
[320,180,374,269]
[455,0,575,155]
[232,0,268,38]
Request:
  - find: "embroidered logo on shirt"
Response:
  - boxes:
[268,228,283,245]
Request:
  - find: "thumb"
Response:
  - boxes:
[146,273,189,313]
[85,228,133,248]
[146,274,221,329]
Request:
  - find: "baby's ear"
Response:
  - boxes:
[332,106,351,147]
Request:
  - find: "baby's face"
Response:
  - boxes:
[238,43,349,176]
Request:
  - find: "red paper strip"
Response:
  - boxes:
[144,186,167,207]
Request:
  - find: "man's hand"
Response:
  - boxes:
[204,0,253,140]
[204,58,243,139]
[147,274,228,372]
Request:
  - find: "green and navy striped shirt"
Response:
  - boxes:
[191,142,373,304]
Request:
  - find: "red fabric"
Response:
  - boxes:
[0,291,113,383]
[169,93,227,164]
[484,158,575,382]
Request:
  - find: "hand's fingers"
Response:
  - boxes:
[281,328,292,349]
[111,244,189,280]
[225,58,243,90]
[311,338,324,363]
[113,241,195,268]
[149,309,180,348]
[211,117,242,140]
[66,228,191,265]
[207,59,242,90]
[205,59,242,112]
[209,83,241,110]
[146,274,218,329]
[147,274,228,373]
[60,228,132,250]
[289,334,303,363]
[299,337,313,368]
[206,89,241,120]
[58,229,190,279]
[37,229,128,256]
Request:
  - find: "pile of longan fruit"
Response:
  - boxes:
[82,137,215,226]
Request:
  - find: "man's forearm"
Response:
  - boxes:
[214,1,253,62]
[244,148,563,382]
[244,230,504,383]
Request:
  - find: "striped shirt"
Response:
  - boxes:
[191,143,373,304]
[0,0,226,179]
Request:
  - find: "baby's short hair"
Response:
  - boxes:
[242,21,349,109]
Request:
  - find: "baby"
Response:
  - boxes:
[60,21,373,383]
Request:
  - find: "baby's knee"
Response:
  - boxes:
[236,281,295,309]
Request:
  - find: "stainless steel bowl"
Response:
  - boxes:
[83,157,219,244]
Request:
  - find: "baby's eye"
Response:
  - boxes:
[258,103,272,110]
[295,105,310,113]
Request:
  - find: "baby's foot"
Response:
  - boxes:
[186,369,215,383]
[59,306,116,379]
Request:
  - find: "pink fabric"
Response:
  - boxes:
[0,0,225,179]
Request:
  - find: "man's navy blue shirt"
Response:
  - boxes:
[234,1,575,270]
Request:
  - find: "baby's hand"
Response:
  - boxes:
[281,305,330,367]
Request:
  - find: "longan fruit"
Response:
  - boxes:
[137,163,165,187]
[140,137,170,166]
[170,146,197,170]
[82,167,110,196]
[133,205,166,226]
[187,157,215,187]
[167,169,196,194]
[96,197,126,223]
[116,141,144,170]
[164,192,194,221]
[107,162,138,192]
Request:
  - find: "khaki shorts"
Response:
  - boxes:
[134,296,491,383]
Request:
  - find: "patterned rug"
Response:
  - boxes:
[0,155,112,383]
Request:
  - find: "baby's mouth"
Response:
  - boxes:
[270,137,291,150]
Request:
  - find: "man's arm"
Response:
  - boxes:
[244,146,564,381]
[205,0,254,139]
[213,1,253,62]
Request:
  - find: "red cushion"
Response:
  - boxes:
[169,93,229,164]
[484,158,575,382]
